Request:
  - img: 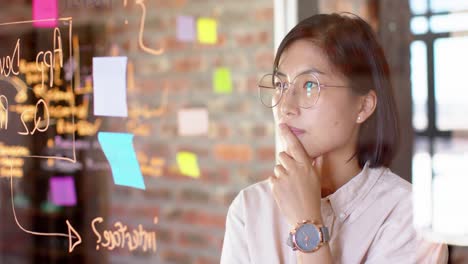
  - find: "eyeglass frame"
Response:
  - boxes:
[257,69,348,108]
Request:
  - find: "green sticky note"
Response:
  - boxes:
[176,152,200,178]
[213,67,232,94]
[41,201,61,213]
[197,17,217,44]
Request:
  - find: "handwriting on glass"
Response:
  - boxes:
[0,39,20,77]
[91,216,158,252]
[0,95,8,130]
[0,27,65,136]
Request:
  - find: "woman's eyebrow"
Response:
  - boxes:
[276,68,325,76]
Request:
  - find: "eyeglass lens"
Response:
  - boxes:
[258,73,320,108]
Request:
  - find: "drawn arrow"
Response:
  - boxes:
[8,157,82,253]
[134,0,165,55]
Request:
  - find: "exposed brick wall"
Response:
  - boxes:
[57,0,272,263]
[104,0,274,262]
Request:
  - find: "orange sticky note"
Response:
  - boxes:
[197,17,217,44]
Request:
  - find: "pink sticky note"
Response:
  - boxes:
[178,108,209,136]
[33,0,58,28]
[50,176,77,206]
[177,16,196,42]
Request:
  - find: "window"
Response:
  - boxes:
[410,0,468,243]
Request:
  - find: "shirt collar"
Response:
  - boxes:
[321,161,387,219]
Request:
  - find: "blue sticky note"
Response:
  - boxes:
[98,132,145,190]
[93,57,128,117]
[49,176,77,206]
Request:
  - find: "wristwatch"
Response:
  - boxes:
[287,220,330,253]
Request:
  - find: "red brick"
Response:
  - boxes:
[178,231,219,248]
[252,124,268,138]
[160,249,192,264]
[111,205,160,219]
[209,123,231,138]
[235,31,271,47]
[182,210,226,229]
[251,169,273,182]
[164,164,229,184]
[155,0,187,8]
[176,146,210,158]
[194,256,220,264]
[213,144,253,162]
[200,166,230,184]
[255,50,275,70]
[255,7,274,21]
[143,188,172,200]
[163,36,190,51]
[256,146,275,161]
[172,56,203,72]
[178,188,210,203]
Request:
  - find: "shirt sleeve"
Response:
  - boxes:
[220,191,251,264]
[365,194,448,264]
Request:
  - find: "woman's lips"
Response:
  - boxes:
[286,125,306,136]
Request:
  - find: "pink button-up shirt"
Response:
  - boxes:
[221,163,448,263]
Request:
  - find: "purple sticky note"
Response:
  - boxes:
[177,16,196,42]
[50,176,77,206]
[33,0,58,28]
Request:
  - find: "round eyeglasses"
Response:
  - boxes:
[257,72,347,108]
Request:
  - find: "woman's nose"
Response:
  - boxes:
[279,85,300,116]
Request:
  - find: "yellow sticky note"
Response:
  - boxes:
[197,17,217,44]
[213,67,232,94]
[176,152,200,178]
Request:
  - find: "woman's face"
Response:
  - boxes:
[273,39,363,159]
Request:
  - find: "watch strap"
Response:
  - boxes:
[320,226,330,242]
[287,234,294,248]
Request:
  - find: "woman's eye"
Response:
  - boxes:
[304,81,317,89]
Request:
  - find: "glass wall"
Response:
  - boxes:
[0,1,275,263]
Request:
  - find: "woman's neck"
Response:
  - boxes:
[320,154,362,197]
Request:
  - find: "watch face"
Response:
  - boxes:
[294,223,320,252]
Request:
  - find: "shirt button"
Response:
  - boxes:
[339,213,346,219]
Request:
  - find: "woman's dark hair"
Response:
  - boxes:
[274,13,399,168]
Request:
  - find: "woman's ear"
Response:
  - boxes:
[356,90,377,123]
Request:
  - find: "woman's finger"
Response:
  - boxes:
[278,124,309,164]
[277,151,295,171]
[273,164,288,178]
[314,155,323,169]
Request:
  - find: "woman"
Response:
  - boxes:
[221,13,448,263]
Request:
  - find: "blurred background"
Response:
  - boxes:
[0,0,467,263]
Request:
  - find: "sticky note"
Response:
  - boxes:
[178,108,209,136]
[213,67,232,94]
[41,201,61,213]
[14,194,30,209]
[176,152,200,178]
[98,132,145,190]
[93,57,128,117]
[177,16,196,42]
[197,17,217,44]
[33,0,58,28]
[50,176,77,206]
